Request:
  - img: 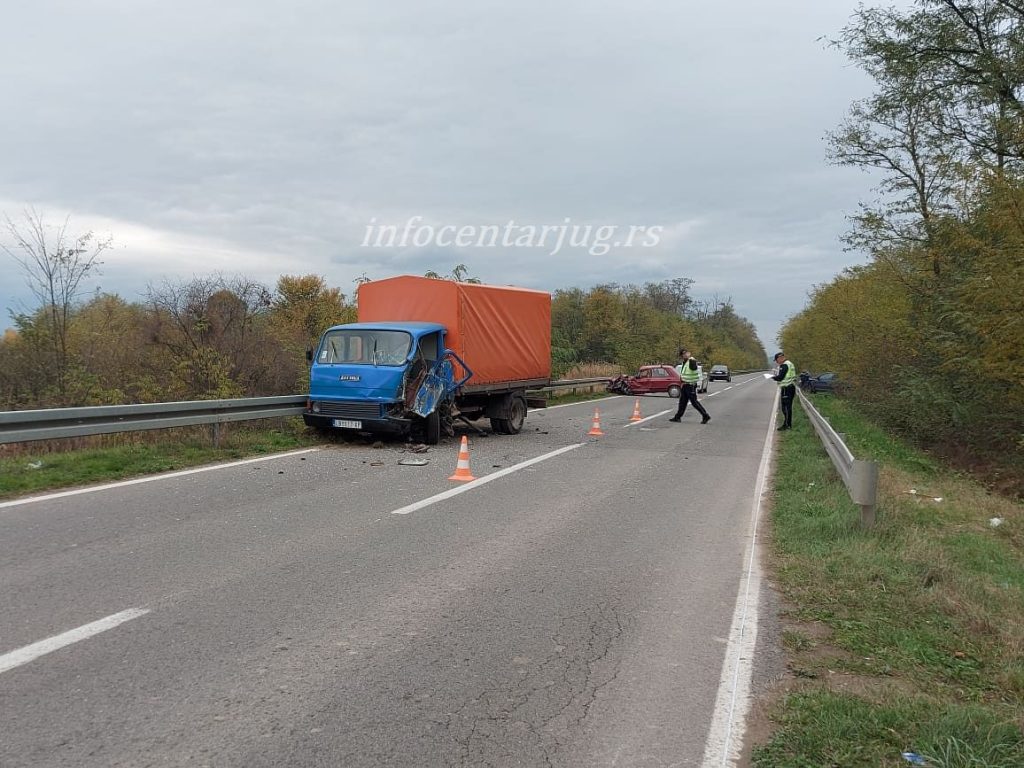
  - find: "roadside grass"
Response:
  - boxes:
[754,395,1024,767]
[0,419,317,500]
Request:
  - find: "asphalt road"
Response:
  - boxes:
[1,374,779,768]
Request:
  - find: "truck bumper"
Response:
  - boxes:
[303,412,411,436]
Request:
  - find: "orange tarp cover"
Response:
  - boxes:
[357,276,551,386]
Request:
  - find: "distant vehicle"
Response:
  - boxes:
[806,372,840,393]
[709,364,731,383]
[622,365,683,399]
[695,364,709,393]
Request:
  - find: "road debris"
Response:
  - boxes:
[990,517,1004,528]
[907,489,943,502]
[397,458,429,466]
[25,461,43,470]
[901,752,928,765]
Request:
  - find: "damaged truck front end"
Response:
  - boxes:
[303,323,470,444]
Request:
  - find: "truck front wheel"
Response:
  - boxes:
[423,410,441,445]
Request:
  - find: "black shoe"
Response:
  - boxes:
[777,424,790,431]
[701,416,711,424]
[669,417,681,422]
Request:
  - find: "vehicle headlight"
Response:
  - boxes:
[312,401,321,413]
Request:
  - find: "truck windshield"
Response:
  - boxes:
[317,330,412,366]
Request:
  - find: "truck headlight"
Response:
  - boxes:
[311,401,321,413]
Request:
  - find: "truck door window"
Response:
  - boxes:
[418,332,439,362]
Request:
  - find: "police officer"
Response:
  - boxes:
[772,351,797,430]
[669,348,711,424]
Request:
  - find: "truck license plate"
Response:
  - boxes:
[332,419,362,429]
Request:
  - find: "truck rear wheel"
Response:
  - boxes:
[490,395,526,435]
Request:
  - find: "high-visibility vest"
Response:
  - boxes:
[778,360,797,387]
[679,361,699,385]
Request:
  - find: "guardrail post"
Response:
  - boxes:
[850,459,879,527]
[211,422,223,448]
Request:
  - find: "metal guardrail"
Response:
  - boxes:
[0,396,308,445]
[533,377,611,395]
[0,379,613,445]
[796,388,879,526]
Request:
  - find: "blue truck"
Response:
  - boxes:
[302,276,552,443]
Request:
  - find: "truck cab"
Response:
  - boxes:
[304,322,454,443]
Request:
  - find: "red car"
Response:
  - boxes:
[625,365,682,398]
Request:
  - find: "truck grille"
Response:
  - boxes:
[316,401,383,419]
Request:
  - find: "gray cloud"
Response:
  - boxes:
[1,0,889,348]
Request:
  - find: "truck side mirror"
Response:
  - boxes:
[306,347,313,362]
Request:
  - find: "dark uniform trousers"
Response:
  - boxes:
[674,383,709,420]
[780,384,795,428]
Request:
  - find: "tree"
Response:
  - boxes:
[424,264,482,283]
[269,275,354,391]
[2,209,111,402]
[145,275,274,399]
[643,278,694,317]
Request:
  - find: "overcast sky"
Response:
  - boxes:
[0,0,888,351]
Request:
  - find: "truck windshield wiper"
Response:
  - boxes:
[372,339,379,367]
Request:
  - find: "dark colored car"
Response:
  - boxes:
[624,365,683,398]
[708,364,731,383]
[807,372,840,393]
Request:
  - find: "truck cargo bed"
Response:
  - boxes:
[357,276,551,387]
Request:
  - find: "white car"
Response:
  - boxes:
[675,362,709,393]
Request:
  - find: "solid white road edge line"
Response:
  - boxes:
[622,409,673,427]
[699,387,779,768]
[0,608,151,675]
[391,443,584,516]
[0,448,320,510]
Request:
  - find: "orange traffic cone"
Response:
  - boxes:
[587,407,605,436]
[630,398,643,422]
[448,436,477,482]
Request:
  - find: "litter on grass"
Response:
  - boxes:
[907,489,943,502]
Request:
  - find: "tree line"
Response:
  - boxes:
[0,220,766,410]
[781,0,1024,485]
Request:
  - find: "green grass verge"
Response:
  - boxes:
[0,420,317,500]
[754,395,1024,767]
